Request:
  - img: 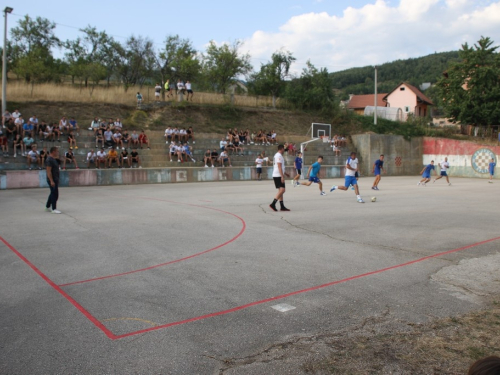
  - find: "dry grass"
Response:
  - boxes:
[5,82,278,109]
[302,302,500,374]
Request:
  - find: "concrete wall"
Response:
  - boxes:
[351,134,423,176]
[0,165,346,190]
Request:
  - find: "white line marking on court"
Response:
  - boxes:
[271,303,296,312]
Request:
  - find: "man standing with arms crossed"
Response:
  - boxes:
[371,154,385,190]
[270,144,290,211]
[45,147,62,214]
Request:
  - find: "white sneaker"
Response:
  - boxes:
[51,209,62,214]
[139,166,142,168]
[291,180,295,187]
[417,182,420,186]
[193,141,195,144]
[448,183,452,186]
[488,180,493,183]
[357,198,365,203]
[205,165,208,168]
[320,191,326,196]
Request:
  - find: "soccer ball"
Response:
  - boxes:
[371,197,377,202]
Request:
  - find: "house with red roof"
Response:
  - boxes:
[347,93,387,115]
[383,82,434,121]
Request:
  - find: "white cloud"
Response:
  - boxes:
[240,0,500,74]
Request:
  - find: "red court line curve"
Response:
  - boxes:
[113,235,500,339]
[0,236,118,340]
[59,199,246,287]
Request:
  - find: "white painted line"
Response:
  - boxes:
[271,303,296,312]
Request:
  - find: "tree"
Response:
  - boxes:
[284,61,336,112]
[437,36,500,127]
[156,35,201,87]
[115,35,156,89]
[202,40,252,94]
[251,50,295,108]
[9,15,61,83]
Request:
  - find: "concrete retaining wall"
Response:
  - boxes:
[0,165,346,190]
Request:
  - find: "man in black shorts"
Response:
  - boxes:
[270,144,290,211]
[45,147,61,214]
[210,149,218,168]
[130,148,142,168]
[203,149,212,167]
[120,148,129,168]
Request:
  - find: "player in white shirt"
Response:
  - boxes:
[269,145,290,211]
[330,151,365,203]
[433,157,451,185]
[255,154,264,181]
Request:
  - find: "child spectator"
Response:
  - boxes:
[95,129,105,148]
[27,145,42,170]
[183,143,196,162]
[169,142,178,162]
[187,127,195,144]
[255,154,264,181]
[67,131,78,150]
[136,92,143,105]
[62,149,79,170]
[139,130,151,149]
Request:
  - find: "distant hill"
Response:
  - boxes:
[331,51,460,99]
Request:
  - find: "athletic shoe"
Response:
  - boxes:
[45,207,51,212]
[269,204,278,212]
[371,186,376,190]
[448,183,452,186]
[330,186,336,192]
[211,165,214,168]
[374,186,379,190]
[280,207,290,211]
[13,154,16,158]
[488,180,493,183]
[205,165,208,168]
[320,192,326,196]
[432,179,436,183]
[51,209,62,214]
[357,198,365,203]
[38,167,42,170]
[291,180,295,187]
[69,147,73,150]
[417,182,420,186]
[296,182,300,186]
[29,167,32,170]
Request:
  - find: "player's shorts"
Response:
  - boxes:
[273,177,285,189]
[490,170,495,176]
[308,176,320,183]
[256,167,262,174]
[422,173,430,179]
[355,171,359,178]
[187,90,193,94]
[440,171,448,176]
[296,169,302,175]
[374,169,381,176]
[344,175,358,187]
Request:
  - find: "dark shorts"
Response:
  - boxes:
[308,176,320,183]
[355,171,359,178]
[256,167,262,174]
[187,90,193,94]
[440,171,448,176]
[273,177,285,189]
[296,168,302,175]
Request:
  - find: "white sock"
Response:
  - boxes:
[357,195,361,199]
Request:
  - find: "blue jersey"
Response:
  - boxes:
[489,162,496,174]
[294,157,302,169]
[374,159,384,174]
[424,164,435,175]
[310,162,321,178]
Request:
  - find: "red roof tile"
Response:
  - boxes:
[383,82,434,105]
[347,94,387,109]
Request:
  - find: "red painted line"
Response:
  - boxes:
[112,235,500,339]
[59,199,246,287]
[0,236,118,340]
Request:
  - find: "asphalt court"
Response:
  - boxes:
[1,176,499,373]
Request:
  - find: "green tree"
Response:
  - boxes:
[156,35,201,87]
[437,36,500,126]
[9,15,61,83]
[202,40,252,94]
[250,50,295,108]
[115,35,156,89]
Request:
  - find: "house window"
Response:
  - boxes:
[404,106,410,113]
[400,87,405,91]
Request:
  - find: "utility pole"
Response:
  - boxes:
[374,66,378,125]
[2,6,13,116]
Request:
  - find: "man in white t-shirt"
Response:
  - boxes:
[186,80,194,101]
[269,144,290,211]
[255,154,264,181]
[164,127,173,143]
[96,148,107,169]
[219,150,231,167]
[433,157,451,185]
[220,137,227,151]
[330,151,365,203]
[87,149,97,169]
[27,145,42,170]
[154,83,162,101]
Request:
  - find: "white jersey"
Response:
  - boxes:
[97,151,107,158]
[28,150,39,160]
[87,152,96,160]
[345,157,358,177]
[186,82,192,90]
[255,157,263,168]
[12,111,21,119]
[440,160,449,171]
[272,152,285,177]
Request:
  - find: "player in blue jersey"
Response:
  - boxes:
[371,154,385,190]
[330,152,365,203]
[297,156,325,195]
[489,158,496,183]
[418,160,436,186]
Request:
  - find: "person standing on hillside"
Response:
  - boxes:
[269,144,290,211]
[186,80,194,101]
[433,157,451,185]
[45,147,62,214]
[154,83,162,102]
[371,154,385,190]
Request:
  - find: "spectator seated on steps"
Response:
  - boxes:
[130,148,142,168]
[86,149,97,169]
[104,127,114,148]
[0,131,9,157]
[211,149,218,167]
[172,127,180,142]
[232,139,244,156]
[113,129,124,150]
[219,150,232,167]
[68,117,80,133]
[122,129,131,148]
[130,130,140,148]
[114,118,123,131]
[120,148,129,168]
[164,126,173,143]
[182,143,196,162]
[186,127,195,144]
[179,128,188,143]
[62,149,79,170]
[220,137,227,151]
[12,134,25,157]
[89,117,100,134]
[138,130,151,149]
[254,130,266,145]
[96,147,107,169]
[67,131,78,150]
[23,135,35,152]
[39,146,48,165]
[95,129,105,148]
[27,144,42,170]
[107,147,121,168]
[203,149,213,167]
[59,116,70,135]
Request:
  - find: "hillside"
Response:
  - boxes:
[331,51,460,98]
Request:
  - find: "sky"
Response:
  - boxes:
[6,0,500,74]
